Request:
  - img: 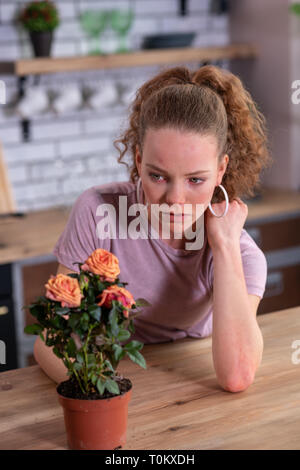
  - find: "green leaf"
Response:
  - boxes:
[87,354,96,365]
[53,346,63,359]
[24,324,43,335]
[129,319,135,334]
[68,313,81,330]
[91,374,98,385]
[104,378,120,395]
[108,307,119,336]
[45,336,56,347]
[112,343,125,362]
[117,329,131,342]
[124,340,144,352]
[66,338,77,357]
[76,352,84,364]
[126,350,147,369]
[67,273,78,279]
[51,315,62,329]
[73,362,83,371]
[96,378,106,395]
[87,287,95,303]
[134,298,152,308]
[88,305,101,322]
[97,279,106,291]
[79,312,90,331]
[29,304,46,319]
[104,359,114,372]
[55,307,69,316]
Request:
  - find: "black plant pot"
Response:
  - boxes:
[29,31,53,57]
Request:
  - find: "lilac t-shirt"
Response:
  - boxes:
[53,180,267,344]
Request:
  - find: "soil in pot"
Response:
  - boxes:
[57,375,132,400]
[57,375,133,450]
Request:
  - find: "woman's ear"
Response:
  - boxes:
[217,154,229,185]
[135,146,142,176]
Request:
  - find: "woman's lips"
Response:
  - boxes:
[162,212,192,220]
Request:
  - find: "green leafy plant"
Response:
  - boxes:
[23,248,150,397]
[19,1,60,32]
[290,3,300,15]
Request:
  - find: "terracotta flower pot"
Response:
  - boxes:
[57,381,133,450]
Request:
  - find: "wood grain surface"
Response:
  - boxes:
[0,306,299,450]
[0,45,258,76]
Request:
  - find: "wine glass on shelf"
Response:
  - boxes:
[110,8,134,53]
[79,10,109,55]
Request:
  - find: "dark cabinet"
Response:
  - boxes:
[0,264,18,372]
[245,212,300,315]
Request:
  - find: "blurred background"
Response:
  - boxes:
[0,0,299,371]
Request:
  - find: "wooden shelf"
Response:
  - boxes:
[0,44,258,76]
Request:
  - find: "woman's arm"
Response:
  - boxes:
[211,241,264,393]
[33,332,69,384]
[33,263,76,384]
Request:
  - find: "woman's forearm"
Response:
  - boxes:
[211,242,264,392]
[33,334,69,384]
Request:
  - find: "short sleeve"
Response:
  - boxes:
[207,229,268,299]
[239,229,268,298]
[53,188,98,273]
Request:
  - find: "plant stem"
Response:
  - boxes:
[82,323,96,393]
[63,351,85,395]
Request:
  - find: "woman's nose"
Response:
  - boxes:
[165,185,185,207]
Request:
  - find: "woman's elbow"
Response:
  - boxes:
[218,370,255,393]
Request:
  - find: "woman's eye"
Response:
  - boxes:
[149,173,205,184]
[189,177,205,184]
[149,173,164,181]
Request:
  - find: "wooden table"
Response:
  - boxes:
[0,306,299,450]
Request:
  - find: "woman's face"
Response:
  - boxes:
[135,127,229,244]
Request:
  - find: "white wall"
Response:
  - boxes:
[0,0,230,212]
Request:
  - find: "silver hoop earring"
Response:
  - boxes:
[208,184,229,218]
[136,176,142,204]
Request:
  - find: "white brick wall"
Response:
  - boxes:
[31,119,82,141]
[0,0,229,212]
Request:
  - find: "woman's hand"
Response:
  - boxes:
[205,197,248,251]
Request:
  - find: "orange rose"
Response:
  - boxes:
[45,274,83,308]
[97,285,135,318]
[81,249,120,282]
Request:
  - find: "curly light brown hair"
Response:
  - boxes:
[113,65,273,203]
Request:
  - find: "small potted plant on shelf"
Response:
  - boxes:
[19,1,60,57]
[23,248,150,450]
[290,3,300,16]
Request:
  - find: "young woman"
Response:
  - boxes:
[34,65,272,392]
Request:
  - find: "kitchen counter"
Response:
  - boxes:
[0,186,300,265]
[0,306,299,450]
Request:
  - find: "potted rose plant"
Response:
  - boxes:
[19,1,60,57]
[23,248,150,450]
